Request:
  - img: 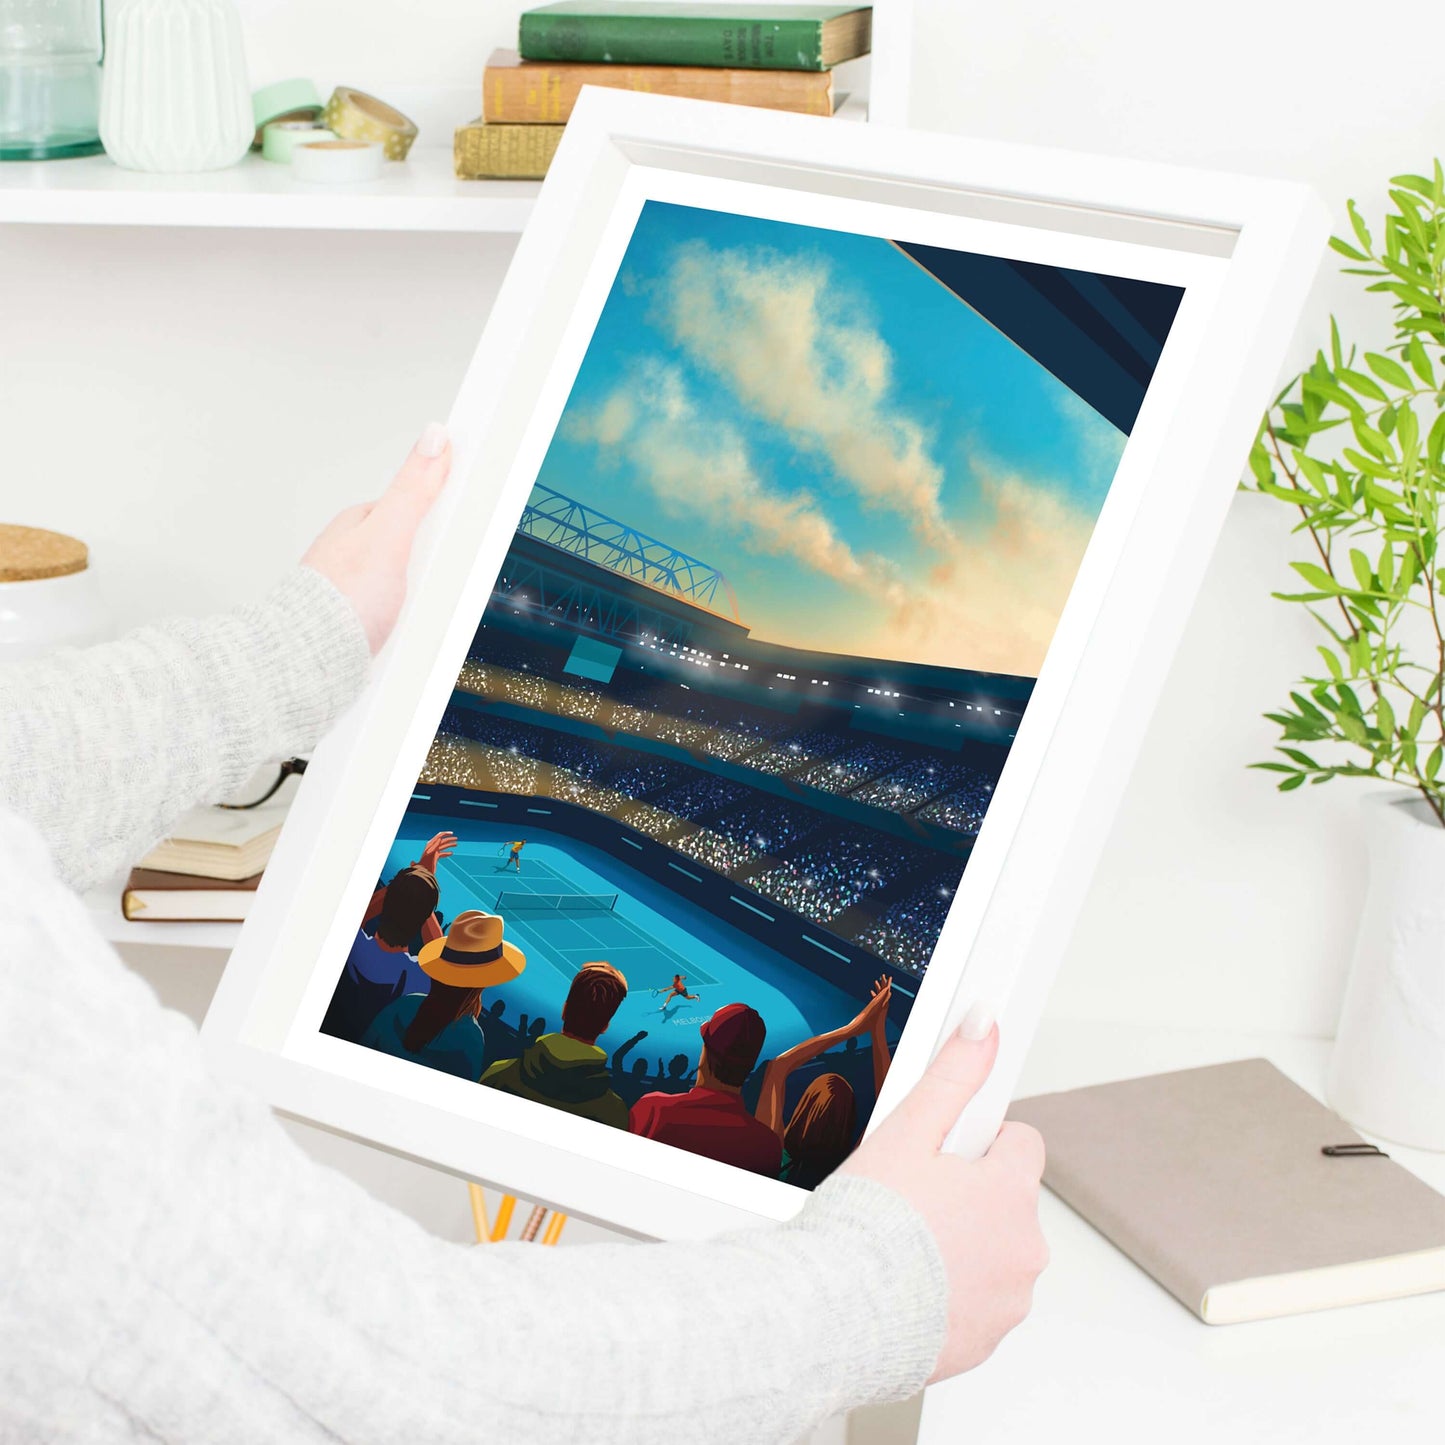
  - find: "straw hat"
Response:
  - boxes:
[418,910,526,989]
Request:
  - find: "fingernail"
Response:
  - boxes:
[416,421,449,458]
[958,1003,995,1041]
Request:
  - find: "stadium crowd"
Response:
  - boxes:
[418,632,1015,978]
[799,741,906,796]
[855,876,961,975]
[851,758,978,812]
[707,799,819,855]
[420,710,969,969]
[917,773,996,833]
[751,826,916,925]
[671,826,761,874]
[444,673,1000,834]
[745,727,851,777]
[651,775,750,821]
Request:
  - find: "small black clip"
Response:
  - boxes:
[1322,1142,1389,1158]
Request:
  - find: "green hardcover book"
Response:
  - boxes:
[517,4,872,72]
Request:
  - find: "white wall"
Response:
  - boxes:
[4,0,1441,1054]
[910,0,1445,1036]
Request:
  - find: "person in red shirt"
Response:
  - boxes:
[628,1002,781,1177]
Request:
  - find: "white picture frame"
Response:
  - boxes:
[202,88,1327,1240]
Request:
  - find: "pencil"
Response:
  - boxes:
[467,1182,491,1244]
[541,1211,569,1246]
[520,1204,547,1242]
[489,1193,517,1242]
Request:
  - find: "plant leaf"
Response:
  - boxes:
[1365,351,1413,389]
[1405,336,1437,387]
[1290,561,1344,594]
[1339,367,1389,401]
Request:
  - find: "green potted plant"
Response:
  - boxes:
[1249,163,1445,1149]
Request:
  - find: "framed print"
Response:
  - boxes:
[202,89,1327,1239]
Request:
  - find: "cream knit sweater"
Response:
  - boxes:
[0,568,947,1445]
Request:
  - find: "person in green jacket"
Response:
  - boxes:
[482,961,629,1129]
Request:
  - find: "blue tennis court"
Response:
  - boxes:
[441,851,720,993]
[378,822,859,1058]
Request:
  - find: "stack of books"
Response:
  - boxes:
[120,786,295,924]
[455,3,873,180]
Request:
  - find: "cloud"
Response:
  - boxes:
[656,242,951,546]
[563,231,1120,676]
[873,471,1097,677]
[567,361,906,610]
[1053,387,1127,503]
[567,360,1097,676]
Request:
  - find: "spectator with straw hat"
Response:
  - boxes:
[361,910,525,1081]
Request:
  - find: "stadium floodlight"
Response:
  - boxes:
[208,87,1327,1242]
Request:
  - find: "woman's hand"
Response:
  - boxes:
[418,830,458,874]
[860,974,892,1029]
[841,1011,1048,1383]
[303,422,452,654]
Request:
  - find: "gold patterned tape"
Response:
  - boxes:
[323,86,419,162]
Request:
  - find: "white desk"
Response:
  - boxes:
[92,914,1441,1443]
[916,1020,1443,1445]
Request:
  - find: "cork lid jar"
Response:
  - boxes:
[0,524,89,583]
[0,524,108,663]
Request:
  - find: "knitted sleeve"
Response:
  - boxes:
[0,803,949,1443]
[0,567,371,892]
[0,575,950,1441]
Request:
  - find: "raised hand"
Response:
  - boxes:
[417,830,458,874]
[863,975,892,1024]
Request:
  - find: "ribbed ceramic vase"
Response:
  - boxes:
[99,0,252,172]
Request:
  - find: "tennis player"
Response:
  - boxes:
[657,973,701,1011]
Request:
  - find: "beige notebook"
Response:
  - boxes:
[1010,1058,1445,1324]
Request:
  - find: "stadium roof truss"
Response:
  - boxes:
[520,483,742,624]
[496,549,697,649]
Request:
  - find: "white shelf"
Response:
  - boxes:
[0,146,540,233]
[0,88,877,235]
[88,882,241,953]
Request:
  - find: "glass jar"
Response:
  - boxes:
[0,0,105,160]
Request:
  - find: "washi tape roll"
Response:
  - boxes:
[291,138,385,185]
[261,122,336,164]
[251,78,325,147]
[323,86,419,162]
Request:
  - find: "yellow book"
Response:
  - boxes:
[454,119,565,180]
[483,47,834,123]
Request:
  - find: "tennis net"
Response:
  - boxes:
[494,891,619,914]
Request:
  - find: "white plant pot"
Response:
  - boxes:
[1326,791,1445,1150]
[99,0,252,173]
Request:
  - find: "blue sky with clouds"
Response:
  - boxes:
[533,200,1128,677]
